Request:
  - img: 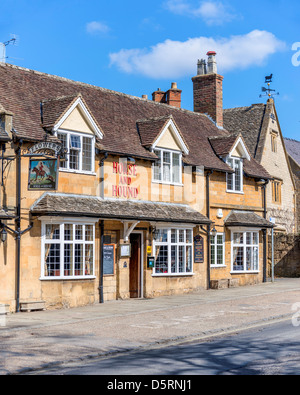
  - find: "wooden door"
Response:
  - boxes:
[129,233,141,298]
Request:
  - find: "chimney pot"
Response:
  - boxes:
[171,82,177,89]
[142,95,148,100]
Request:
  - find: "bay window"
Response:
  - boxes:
[41,220,95,279]
[153,149,182,184]
[57,131,94,173]
[231,230,259,272]
[153,228,193,275]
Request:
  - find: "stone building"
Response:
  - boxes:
[0,54,273,312]
[223,99,296,234]
[284,138,300,233]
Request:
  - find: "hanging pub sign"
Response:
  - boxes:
[28,159,59,190]
[27,141,63,191]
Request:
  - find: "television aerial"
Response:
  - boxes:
[0,35,18,63]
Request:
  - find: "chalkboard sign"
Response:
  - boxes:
[194,235,204,263]
[103,244,115,275]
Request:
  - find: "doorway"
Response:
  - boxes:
[129,232,143,298]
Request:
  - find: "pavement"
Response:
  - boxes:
[1,278,300,375]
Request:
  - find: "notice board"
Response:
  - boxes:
[194,235,204,263]
[103,244,115,275]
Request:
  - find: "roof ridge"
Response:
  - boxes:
[0,62,217,123]
[284,137,300,143]
[224,103,265,112]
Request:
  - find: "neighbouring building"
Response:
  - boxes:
[0,54,273,312]
[223,99,296,234]
[284,138,300,233]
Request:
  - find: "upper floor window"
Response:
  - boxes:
[153,149,182,184]
[272,180,282,204]
[271,132,278,153]
[226,157,243,193]
[57,131,94,173]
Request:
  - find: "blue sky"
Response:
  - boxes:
[0,0,299,140]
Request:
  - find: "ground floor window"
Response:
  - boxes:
[231,231,259,272]
[211,233,225,267]
[42,220,95,279]
[153,228,193,275]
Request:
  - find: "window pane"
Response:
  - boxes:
[74,244,83,276]
[253,233,259,245]
[179,229,184,243]
[233,246,244,271]
[75,225,83,240]
[155,229,168,243]
[153,150,162,181]
[171,246,177,273]
[85,245,93,275]
[69,149,79,170]
[64,244,73,276]
[57,133,67,168]
[234,160,242,191]
[64,224,73,241]
[172,153,180,183]
[44,244,60,277]
[246,232,252,245]
[178,246,185,272]
[246,247,252,270]
[163,151,171,182]
[233,233,243,245]
[82,137,92,172]
[217,245,223,265]
[155,245,168,274]
[46,224,60,240]
[186,246,192,272]
[70,135,81,149]
[171,229,177,244]
[186,229,193,244]
[253,247,259,271]
[85,225,94,241]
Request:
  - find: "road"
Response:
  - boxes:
[30,319,300,375]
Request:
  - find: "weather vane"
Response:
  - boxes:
[259,74,279,99]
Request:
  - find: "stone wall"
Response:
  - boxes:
[268,234,300,277]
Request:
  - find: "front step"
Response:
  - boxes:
[20,301,46,312]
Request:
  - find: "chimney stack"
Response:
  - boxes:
[192,51,223,128]
[152,83,182,108]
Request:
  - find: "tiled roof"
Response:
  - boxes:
[223,104,267,158]
[224,210,274,228]
[31,193,211,225]
[0,63,269,177]
[284,138,300,165]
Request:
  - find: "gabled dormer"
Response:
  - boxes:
[41,94,103,174]
[137,115,189,185]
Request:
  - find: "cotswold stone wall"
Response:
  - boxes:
[268,234,300,277]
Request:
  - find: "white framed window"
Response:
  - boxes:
[57,130,95,173]
[153,227,193,276]
[41,219,96,279]
[226,157,243,193]
[231,230,259,273]
[210,233,225,267]
[152,149,182,185]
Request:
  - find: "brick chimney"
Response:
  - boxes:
[152,83,182,108]
[192,51,224,128]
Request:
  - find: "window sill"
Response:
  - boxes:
[226,190,244,195]
[211,265,227,268]
[40,276,96,281]
[152,180,183,187]
[152,273,194,277]
[59,168,96,176]
[230,271,259,274]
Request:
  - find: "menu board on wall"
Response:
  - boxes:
[194,235,204,263]
[103,244,115,275]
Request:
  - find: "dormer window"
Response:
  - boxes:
[226,157,243,193]
[58,131,94,173]
[153,149,182,184]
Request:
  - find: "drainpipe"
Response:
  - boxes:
[99,153,108,303]
[99,220,104,304]
[262,180,269,283]
[15,141,22,313]
[206,170,213,290]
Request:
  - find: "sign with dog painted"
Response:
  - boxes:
[28,159,58,190]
